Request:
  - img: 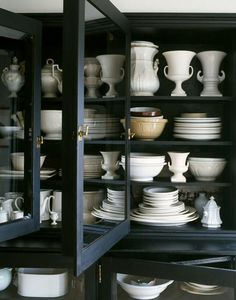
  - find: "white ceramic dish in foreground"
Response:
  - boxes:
[17,268,68,298]
[117,273,173,300]
[0,126,22,137]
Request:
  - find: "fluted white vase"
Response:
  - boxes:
[163,50,196,96]
[100,151,120,179]
[131,41,160,96]
[197,50,227,96]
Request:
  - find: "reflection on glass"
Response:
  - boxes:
[0,29,28,224]
[83,2,127,244]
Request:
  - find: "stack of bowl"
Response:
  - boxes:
[120,107,168,140]
[84,154,104,178]
[120,153,166,181]
[188,157,227,181]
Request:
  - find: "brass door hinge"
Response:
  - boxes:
[98,264,102,283]
[128,128,135,140]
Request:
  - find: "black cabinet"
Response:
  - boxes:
[0,2,236,299]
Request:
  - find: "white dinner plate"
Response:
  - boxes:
[174,122,222,128]
[180,282,227,295]
[174,127,221,134]
[174,133,221,140]
[174,117,221,123]
[130,214,199,226]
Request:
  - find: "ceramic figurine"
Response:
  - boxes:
[1,56,25,98]
[197,50,227,96]
[201,196,222,228]
[131,41,160,96]
[163,50,196,96]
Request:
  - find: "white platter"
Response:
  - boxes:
[130,214,199,226]
[174,133,221,140]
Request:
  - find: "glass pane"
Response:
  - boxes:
[83,1,127,245]
[0,27,32,224]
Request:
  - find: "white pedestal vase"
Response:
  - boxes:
[100,151,120,180]
[131,41,160,96]
[168,151,190,182]
[163,50,196,96]
[84,77,102,98]
[96,55,125,97]
[197,50,227,96]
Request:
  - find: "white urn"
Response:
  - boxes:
[100,151,120,179]
[168,151,190,182]
[197,50,227,96]
[96,54,125,97]
[163,50,196,96]
[131,41,160,96]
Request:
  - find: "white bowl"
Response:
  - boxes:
[120,162,166,181]
[41,110,62,139]
[17,268,68,298]
[83,189,105,212]
[11,152,46,171]
[117,273,173,300]
[189,159,227,181]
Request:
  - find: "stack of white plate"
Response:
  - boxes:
[173,116,222,140]
[130,186,199,226]
[180,282,227,295]
[84,113,122,140]
[84,155,104,178]
[91,187,125,221]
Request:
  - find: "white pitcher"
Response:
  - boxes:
[197,50,226,96]
[131,41,159,96]
[163,50,196,96]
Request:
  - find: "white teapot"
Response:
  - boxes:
[201,196,222,228]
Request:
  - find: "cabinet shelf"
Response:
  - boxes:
[85,96,126,103]
[84,178,125,185]
[85,139,125,145]
[131,179,231,187]
[131,96,233,103]
[131,140,232,146]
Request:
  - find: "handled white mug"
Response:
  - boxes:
[40,189,52,222]
[50,190,62,221]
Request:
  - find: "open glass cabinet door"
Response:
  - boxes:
[0,9,41,241]
[62,0,130,276]
[100,256,236,299]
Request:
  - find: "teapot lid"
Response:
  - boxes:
[204,196,219,210]
[42,58,55,73]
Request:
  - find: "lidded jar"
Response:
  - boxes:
[194,192,208,218]
[1,56,25,98]
[41,58,62,97]
[131,41,160,96]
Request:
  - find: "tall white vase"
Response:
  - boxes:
[163,50,196,96]
[131,41,160,96]
[197,50,227,96]
[168,151,190,182]
[96,54,125,97]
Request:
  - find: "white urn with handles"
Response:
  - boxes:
[131,41,160,96]
[163,50,196,96]
[1,56,25,98]
[197,50,227,96]
[100,151,120,180]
